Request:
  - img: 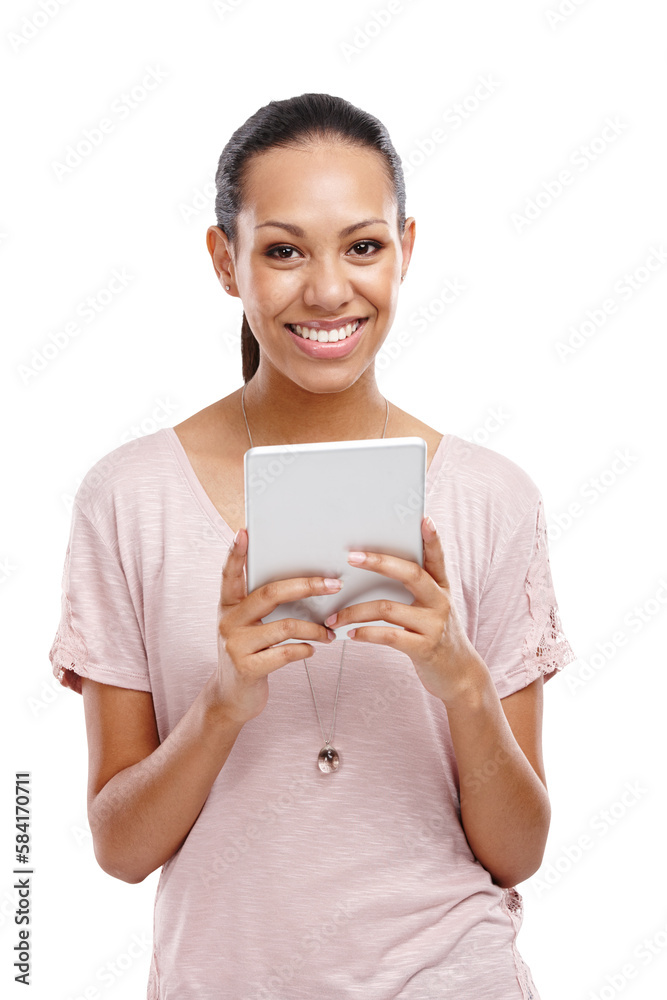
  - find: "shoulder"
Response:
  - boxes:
[441,434,542,543]
[73,429,173,530]
[397,405,538,512]
[443,434,540,504]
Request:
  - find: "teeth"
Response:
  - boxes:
[290,319,362,342]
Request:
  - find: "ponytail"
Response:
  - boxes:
[241,312,260,384]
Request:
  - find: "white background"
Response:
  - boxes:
[2,1,666,998]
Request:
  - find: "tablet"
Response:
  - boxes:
[244,436,426,644]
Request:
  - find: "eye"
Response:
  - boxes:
[265,245,303,260]
[347,240,383,257]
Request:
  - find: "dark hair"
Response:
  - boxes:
[213,93,407,383]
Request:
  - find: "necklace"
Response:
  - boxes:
[241,381,389,772]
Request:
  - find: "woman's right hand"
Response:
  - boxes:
[214,528,341,725]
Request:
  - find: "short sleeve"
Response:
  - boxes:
[474,495,577,699]
[49,501,151,695]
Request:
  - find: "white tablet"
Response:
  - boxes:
[244,436,426,644]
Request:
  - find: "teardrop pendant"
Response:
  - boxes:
[318,743,340,773]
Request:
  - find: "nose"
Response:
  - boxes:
[301,255,353,312]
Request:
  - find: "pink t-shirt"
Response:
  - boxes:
[49,427,576,999]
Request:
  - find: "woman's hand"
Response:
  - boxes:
[324,516,488,705]
[215,528,338,725]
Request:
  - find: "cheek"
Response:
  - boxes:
[359,266,397,310]
[247,269,294,320]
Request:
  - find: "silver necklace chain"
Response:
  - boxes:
[241,382,389,759]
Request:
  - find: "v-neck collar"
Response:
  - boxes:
[163,426,451,545]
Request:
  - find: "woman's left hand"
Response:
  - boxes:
[323,516,488,705]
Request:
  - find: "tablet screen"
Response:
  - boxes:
[244,436,426,644]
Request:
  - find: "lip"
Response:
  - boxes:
[286,317,368,359]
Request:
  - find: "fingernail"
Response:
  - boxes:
[233,529,240,546]
[326,628,336,640]
[424,516,436,534]
[325,613,338,626]
[324,578,343,590]
[347,551,366,564]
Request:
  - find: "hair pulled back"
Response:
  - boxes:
[213,92,406,383]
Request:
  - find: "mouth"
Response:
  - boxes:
[285,318,365,343]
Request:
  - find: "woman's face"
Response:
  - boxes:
[212,141,415,388]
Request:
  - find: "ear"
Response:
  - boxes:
[400,216,416,280]
[206,226,236,292]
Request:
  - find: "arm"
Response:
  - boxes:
[446,661,550,888]
[78,526,340,886]
[325,509,558,888]
[82,673,245,884]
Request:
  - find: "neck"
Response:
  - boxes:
[240,367,389,446]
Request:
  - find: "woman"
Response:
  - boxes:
[50,92,577,998]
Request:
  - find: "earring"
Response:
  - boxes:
[225,284,230,290]
[400,274,405,282]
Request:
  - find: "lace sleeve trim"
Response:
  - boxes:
[49,585,89,696]
[501,888,539,998]
[521,497,577,681]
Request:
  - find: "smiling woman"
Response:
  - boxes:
[48,92,577,999]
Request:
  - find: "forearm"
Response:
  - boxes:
[445,659,550,888]
[90,673,245,884]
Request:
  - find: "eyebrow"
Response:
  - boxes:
[255,218,389,238]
